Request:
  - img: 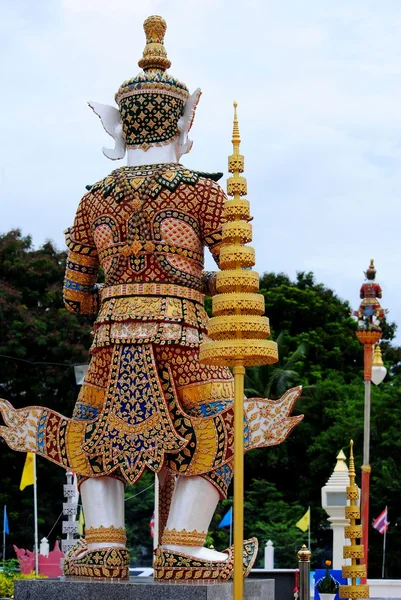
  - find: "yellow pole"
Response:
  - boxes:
[233,363,245,600]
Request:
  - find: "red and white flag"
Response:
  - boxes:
[149,511,155,538]
[373,507,389,534]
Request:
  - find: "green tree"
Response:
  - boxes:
[245,332,306,399]
[1,234,401,578]
[0,230,93,558]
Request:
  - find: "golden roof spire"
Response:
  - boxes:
[138,15,171,72]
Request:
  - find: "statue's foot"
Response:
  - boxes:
[63,538,88,576]
[164,545,228,561]
[154,537,258,582]
[65,546,129,580]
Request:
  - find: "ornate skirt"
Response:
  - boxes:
[73,343,237,497]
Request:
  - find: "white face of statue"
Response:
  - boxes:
[88,88,201,164]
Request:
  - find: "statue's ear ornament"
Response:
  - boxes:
[88,101,126,160]
[177,88,202,158]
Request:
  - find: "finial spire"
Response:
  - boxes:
[339,440,369,599]
[138,15,171,72]
[365,258,377,280]
[334,449,348,472]
[232,101,241,149]
[372,344,384,367]
[349,440,355,483]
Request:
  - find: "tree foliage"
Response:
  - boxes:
[1,231,400,576]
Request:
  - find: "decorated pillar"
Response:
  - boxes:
[61,471,79,571]
[354,259,387,578]
[200,103,278,600]
[339,441,369,600]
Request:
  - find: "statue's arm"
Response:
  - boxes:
[63,193,100,315]
[199,180,226,296]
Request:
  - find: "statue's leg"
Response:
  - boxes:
[154,345,234,562]
[80,476,125,550]
[163,474,227,560]
[63,475,129,579]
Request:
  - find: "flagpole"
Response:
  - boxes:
[2,505,5,563]
[308,506,311,550]
[382,506,387,578]
[153,474,159,551]
[33,454,39,575]
[230,509,233,548]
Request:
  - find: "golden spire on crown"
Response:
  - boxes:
[199,102,278,367]
[138,15,171,72]
[339,441,369,600]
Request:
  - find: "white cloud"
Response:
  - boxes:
[1,0,400,340]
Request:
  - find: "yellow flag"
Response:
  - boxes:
[20,453,35,491]
[78,507,85,536]
[296,508,310,532]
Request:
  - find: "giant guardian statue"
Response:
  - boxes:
[0,15,302,581]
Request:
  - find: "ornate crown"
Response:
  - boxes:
[115,16,190,151]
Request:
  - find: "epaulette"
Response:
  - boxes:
[82,166,223,203]
[192,171,223,182]
[84,179,105,194]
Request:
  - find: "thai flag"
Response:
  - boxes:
[149,512,155,538]
[372,507,389,534]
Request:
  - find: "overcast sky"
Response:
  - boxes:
[1,0,400,344]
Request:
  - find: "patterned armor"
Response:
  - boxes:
[63,163,239,496]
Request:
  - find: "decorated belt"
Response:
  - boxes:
[101,283,204,304]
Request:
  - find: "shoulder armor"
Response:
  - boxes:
[192,171,223,182]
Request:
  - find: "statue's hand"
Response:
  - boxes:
[0,399,40,452]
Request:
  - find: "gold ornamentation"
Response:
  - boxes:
[228,155,244,172]
[222,221,252,244]
[65,546,129,580]
[101,282,204,304]
[342,565,367,578]
[85,525,127,545]
[199,339,278,368]
[207,315,270,340]
[339,441,368,600]
[227,176,247,196]
[345,506,360,519]
[224,198,251,221]
[339,584,370,599]
[219,245,255,269]
[154,537,258,582]
[161,527,207,546]
[216,270,260,293]
[344,524,362,539]
[212,293,265,316]
[138,15,171,71]
[343,545,364,559]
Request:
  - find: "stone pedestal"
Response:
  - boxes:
[15,578,274,600]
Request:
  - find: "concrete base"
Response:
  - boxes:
[14,578,274,600]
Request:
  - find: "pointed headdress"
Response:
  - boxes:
[115,16,190,151]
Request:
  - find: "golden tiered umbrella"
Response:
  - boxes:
[200,103,278,600]
[339,441,369,600]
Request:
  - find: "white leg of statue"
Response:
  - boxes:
[80,476,125,550]
[164,475,228,561]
